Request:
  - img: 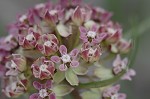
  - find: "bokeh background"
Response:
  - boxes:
[0,0,150,99]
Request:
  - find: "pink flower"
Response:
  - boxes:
[31,57,55,80]
[44,6,64,27]
[72,6,92,26]
[122,69,136,81]
[0,35,18,51]
[36,33,59,56]
[117,39,132,54]
[18,27,40,49]
[79,24,107,44]
[92,7,112,23]
[99,21,122,43]
[60,0,82,7]
[103,84,126,99]
[2,75,28,98]
[113,54,128,75]
[80,43,102,62]
[5,54,26,76]
[30,80,56,99]
[51,45,79,71]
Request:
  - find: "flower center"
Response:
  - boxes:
[19,15,27,22]
[40,64,48,71]
[26,34,35,41]
[49,10,58,16]
[44,41,52,47]
[61,54,71,63]
[87,31,96,38]
[111,94,118,99]
[11,60,17,68]
[88,48,96,56]
[39,89,48,98]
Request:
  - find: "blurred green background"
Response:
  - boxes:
[0,0,150,99]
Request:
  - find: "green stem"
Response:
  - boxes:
[77,70,126,89]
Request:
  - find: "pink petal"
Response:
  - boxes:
[33,81,42,90]
[70,49,79,58]
[113,84,120,92]
[29,93,40,99]
[79,26,87,35]
[59,45,67,55]
[70,60,79,67]
[122,58,128,66]
[91,24,98,32]
[59,64,68,71]
[113,66,122,75]
[49,93,56,99]
[45,80,52,88]
[118,93,126,99]
[113,54,122,67]
[51,56,61,63]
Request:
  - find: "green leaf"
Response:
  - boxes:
[72,66,88,75]
[65,68,79,86]
[53,85,74,97]
[53,71,65,84]
[94,67,114,80]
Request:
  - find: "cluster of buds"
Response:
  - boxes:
[0,0,136,99]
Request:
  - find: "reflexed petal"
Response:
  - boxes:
[72,66,88,75]
[65,68,79,85]
[113,54,121,67]
[53,85,74,96]
[33,81,42,90]
[59,64,68,71]
[70,49,79,58]
[79,26,87,35]
[51,56,61,63]
[72,6,83,26]
[121,69,136,81]
[70,60,79,67]
[59,45,67,55]
[49,93,56,99]
[122,58,128,66]
[118,93,126,99]
[45,80,52,88]
[90,24,98,32]
[29,93,40,99]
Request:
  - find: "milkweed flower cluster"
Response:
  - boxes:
[0,0,136,99]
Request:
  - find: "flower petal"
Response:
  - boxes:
[45,80,52,88]
[49,93,56,99]
[70,60,79,67]
[70,49,79,58]
[51,56,61,63]
[29,93,40,99]
[59,45,67,55]
[59,64,68,71]
[113,54,121,67]
[33,81,42,90]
